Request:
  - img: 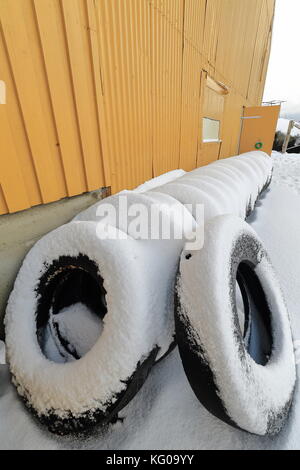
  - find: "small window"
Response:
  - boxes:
[203,117,220,142]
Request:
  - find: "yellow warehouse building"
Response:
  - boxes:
[0,0,277,215]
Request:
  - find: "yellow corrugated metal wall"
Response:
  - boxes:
[0,0,275,214]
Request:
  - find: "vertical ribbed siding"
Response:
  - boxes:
[0,0,67,205]
[151,0,183,176]
[179,0,205,171]
[183,0,206,51]
[0,0,107,214]
[247,0,270,103]
[0,0,275,214]
[179,43,202,170]
[60,0,106,191]
[0,98,31,213]
[33,0,87,197]
[0,15,42,211]
[96,0,153,193]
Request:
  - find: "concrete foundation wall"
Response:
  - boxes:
[0,188,109,339]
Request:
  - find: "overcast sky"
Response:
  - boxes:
[263,0,300,120]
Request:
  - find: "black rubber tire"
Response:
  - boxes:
[5,222,161,435]
[175,215,296,435]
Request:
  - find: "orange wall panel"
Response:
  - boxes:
[239,105,280,155]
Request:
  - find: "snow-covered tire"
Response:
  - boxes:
[134,169,186,192]
[74,190,195,243]
[151,182,225,222]
[177,174,243,217]
[175,215,296,435]
[188,166,251,218]
[151,152,273,222]
[74,190,196,361]
[225,152,273,195]
[5,222,173,434]
[229,154,268,190]
[241,151,272,174]
[196,160,258,213]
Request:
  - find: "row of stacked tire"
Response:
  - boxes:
[5,151,296,436]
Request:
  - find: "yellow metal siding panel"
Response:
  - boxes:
[0,0,109,214]
[0,22,42,208]
[203,0,222,73]
[86,0,111,187]
[247,1,270,103]
[150,0,183,29]
[0,0,66,204]
[266,0,276,20]
[60,0,106,192]
[198,142,221,166]
[0,103,31,213]
[220,92,246,159]
[151,2,183,177]
[96,0,153,193]
[258,26,273,103]
[234,0,262,97]
[203,87,224,122]
[33,0,87,197]
[183,0,206,51]
[179,0,207,172]
[179,43,202,171]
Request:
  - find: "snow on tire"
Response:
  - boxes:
[200,161,258,214]
[227,151,273,194]
[133,169,186,192]
[175,215,296,435]
[152,152,273,221]
[177,174,243,217]
[5,222,175,434]
[151,182,225,222]
[74,190,196,361]
[188,166,250,218]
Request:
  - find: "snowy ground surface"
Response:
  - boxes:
[272,151,300,194]
[1,152,300,449]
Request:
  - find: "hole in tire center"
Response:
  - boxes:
[235,281,246,337]
[235,262,273,366]
[36,257,107,363]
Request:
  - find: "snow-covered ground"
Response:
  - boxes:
[1,152,300,449]
[272,151,300,194]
